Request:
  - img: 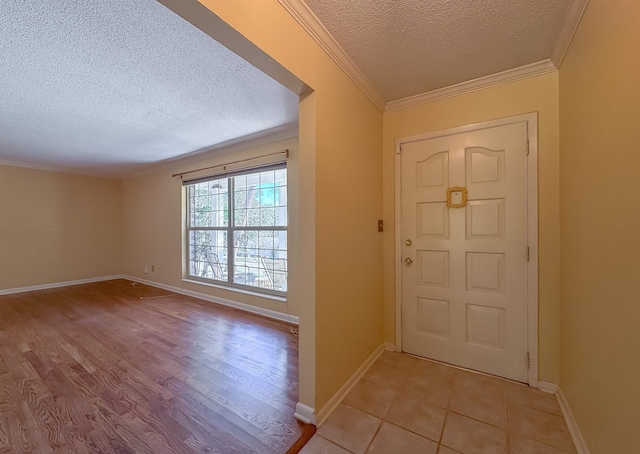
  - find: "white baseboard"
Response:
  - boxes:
[0,274,298,325]
[123,275,299,325]
[315,343,386,427]
[537,381,559,394]
[0,275,124,296]
[384,342,397,351]
[557,387,591,454]
[294,402,316,425]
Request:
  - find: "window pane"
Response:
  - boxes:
[188,179,228,227]
[261,207,275,227]
[188,230,228,280]
[234,190,248,226]
[274,174,287,226]
[233,230,287,291]
[274,168,286,185]
[232,168,287,228]
[246,208,262,227]
[275,206,287,227]
[260,170,275,186]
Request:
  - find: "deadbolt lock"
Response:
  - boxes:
[404,257,413,265]
[405,239,412,246]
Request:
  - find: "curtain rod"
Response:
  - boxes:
[171,149,289,178]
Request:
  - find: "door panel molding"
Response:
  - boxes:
[394,112,539,386]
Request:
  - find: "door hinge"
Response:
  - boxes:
[526,246,530,262]
[526,139,530,156]
[526,352,531,369]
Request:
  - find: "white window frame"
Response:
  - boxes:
[184,164,287,297]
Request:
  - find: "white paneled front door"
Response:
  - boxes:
[400,120,532,382]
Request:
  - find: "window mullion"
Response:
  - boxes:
[227,177,235,285]
[234,226,287,231]
[185,227,228,232]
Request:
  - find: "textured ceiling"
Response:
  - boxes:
[0,0,299,177]
[303,0,571,101]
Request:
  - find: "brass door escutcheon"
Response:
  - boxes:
[446,187,468,208]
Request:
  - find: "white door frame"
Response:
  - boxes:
[394,113,539,386]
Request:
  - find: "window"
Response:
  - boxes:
[186,165,287,295]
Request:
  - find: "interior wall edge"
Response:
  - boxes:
[314,343,385,427]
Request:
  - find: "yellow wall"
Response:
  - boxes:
[196,1,384,413]
[122,137,301,316]
[0,165,122,290]
[559,0,640,452]
[383,73,561,383]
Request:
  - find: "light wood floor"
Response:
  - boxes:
[0,279,306,453]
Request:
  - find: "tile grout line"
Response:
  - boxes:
[360,353,442,451]
[436,368,457,451]
[338,353,573,454]
[443,356,573,453]
[362,419,383,454]
[345,357,396,453]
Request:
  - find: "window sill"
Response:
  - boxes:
[182,278,287,303]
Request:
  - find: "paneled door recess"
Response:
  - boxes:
[400,120,532,382]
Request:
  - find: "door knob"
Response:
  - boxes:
[404,257,413,265]
[405,239,412,246]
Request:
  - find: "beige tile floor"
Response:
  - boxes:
[301,351,576,454]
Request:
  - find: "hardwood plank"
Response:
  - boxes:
[0,279,307,453]
[285,423,316,454]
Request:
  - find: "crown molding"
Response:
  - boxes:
[0,158,72,174]
[123,123,299,179]
[0,158,116,179]
[278,0,386,111]
[550,0,590,68]
[385,59,557,113]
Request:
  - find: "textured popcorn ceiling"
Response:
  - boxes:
[304,0,570,101]
[0,0,299,177]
